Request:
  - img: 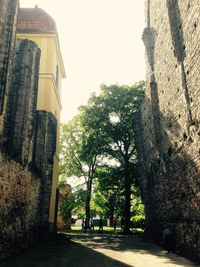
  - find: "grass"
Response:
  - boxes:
[58,226,144,236]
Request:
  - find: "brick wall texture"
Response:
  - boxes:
[134,0,200,262]
[0,0,57,259]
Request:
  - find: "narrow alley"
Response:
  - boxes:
[1,232,198,267]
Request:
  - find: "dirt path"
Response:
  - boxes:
[1,232,198,267]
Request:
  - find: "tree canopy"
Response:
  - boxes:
[60,81,145,232]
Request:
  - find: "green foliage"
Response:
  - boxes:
[131,186,145,216]
[59,116,86,178]
[58,178,67,187]
[131,215,145,229]
[59,81,145,231]
[93,165,125,218]
[80,81,145,165]
[60,196,74,222]
[130,187,145,229]
[79,82,145,231]
[90,190,107,217]
[59,113,107,226]
[60,188,88,222]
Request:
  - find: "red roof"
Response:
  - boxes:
[17,7,57,34]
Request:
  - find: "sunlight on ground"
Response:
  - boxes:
[63,229,196,267]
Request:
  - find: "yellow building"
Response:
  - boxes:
[17,6,66,231]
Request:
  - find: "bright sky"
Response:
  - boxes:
[19,0,146,123]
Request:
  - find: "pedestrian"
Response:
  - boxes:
[163,224,174,253]
[98,217,103,233]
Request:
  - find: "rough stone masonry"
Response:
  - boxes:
[134,0,200,262]
[0,0,57,259]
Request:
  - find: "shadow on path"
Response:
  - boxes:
[0,234,131,267]
[0,233,198,267]
[66,232,198,267]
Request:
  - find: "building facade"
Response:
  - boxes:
[17,7,66,231]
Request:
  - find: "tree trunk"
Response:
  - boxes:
[85,196,91,229]
[85,176,92,229]
[123,157,131,234]
[124,177,131,233]
[109,199,115,227]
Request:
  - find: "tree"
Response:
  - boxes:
[93,165,125,224]
[60,188,88,221]
[80,81,145,233]
[60,115,105,228]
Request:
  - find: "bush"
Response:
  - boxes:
[131,215,145,229]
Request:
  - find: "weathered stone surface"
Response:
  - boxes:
[0,152,41,259]
[3,39,40,166]
[0,2,57,259]
[0,0,19,139]
[134,0,200,262]
[33,111,57,233]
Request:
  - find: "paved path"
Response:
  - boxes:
[1,232,198,267]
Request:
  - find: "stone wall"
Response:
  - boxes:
[0,154,41,258]
[0,0,57,259]
[3,39,40,166]
[134,0,200,262]
[0,0,19,136]
[33,111,57,232]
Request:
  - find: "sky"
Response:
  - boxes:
[19,0,146,123]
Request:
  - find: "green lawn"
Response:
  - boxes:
[59,226,144,235]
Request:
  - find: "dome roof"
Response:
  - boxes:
[17,7,57,34]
